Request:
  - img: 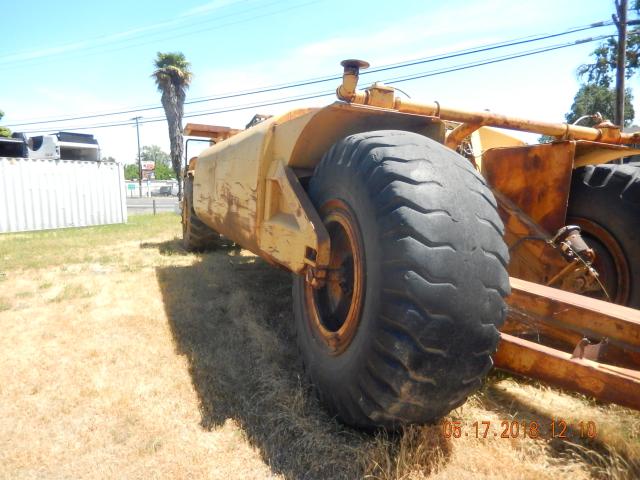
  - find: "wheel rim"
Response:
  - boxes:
[568,216,630,304]
[304,199,365,355]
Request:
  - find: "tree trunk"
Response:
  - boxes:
[161,83,185,200]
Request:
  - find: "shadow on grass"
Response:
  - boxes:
[481,374,639,478]
[140,239,187,255]
[154,242,451,479]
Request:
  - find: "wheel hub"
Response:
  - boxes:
[304,199,365,355]
[568,216,630,304]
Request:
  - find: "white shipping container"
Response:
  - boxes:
[0,157,127,233]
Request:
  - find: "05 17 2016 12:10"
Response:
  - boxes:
[441,419,597,440]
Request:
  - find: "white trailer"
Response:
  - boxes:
[0,132,126,233]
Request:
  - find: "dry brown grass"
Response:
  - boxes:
[0,214,638,479]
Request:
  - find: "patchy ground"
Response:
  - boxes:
[0,214,638,479]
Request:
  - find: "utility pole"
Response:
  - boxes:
[614,0,628,128]
[132,116,143,198]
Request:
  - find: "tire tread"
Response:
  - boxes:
[295,130,510,427]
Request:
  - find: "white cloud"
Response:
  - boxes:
[180,0,244,17]
[0,0,246,65]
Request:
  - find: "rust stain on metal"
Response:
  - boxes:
[495,333,640,410]
[508,277,640,348]
[482,142,574,234]
[390,97,640,145]
[491,190,566,285]
[503,276,640,380]
[574,140,640,167]
[445,122,481,149]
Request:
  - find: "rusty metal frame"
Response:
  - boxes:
[336,60,640,147]
[483,142,576,234]
[495,278,640,409]
[506,278,640,352]
[495,333,640,410]
[491,190,567,286]
[336,61,638,143]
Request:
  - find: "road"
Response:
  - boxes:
[126,196,179,215]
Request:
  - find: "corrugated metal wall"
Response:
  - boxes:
[0,157,127,233]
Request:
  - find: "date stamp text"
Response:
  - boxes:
[441,419,597,440]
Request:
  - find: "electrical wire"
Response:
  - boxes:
[3,19,614,128]
[17,90,335,132]
[386,34,612,84]
[13,33,610,134]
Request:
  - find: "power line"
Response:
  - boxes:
[6,20,612,126]
[15,34,609,134]
[16,35,611,133]
[386,34,612,84]
[14,89,334,133]
[16,92,334,133]
[3,19,614,128]
[369,20,611,74]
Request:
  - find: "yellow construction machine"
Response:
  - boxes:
[182,60,640,428]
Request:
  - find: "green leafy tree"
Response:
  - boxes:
[151,52,192,198]
[0,110,11,138]
[124,146,175,181]
[153,162,175,180]
[141,144,170,167]
[124,164,139,180]
[578,2,640,87]
[540,3,639,142]
[141,144,174,180]
[540,84,635,142]
[566,84,635,127]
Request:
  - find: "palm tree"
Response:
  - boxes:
[152,52,192,198]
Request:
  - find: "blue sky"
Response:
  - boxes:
[0,0,632,162]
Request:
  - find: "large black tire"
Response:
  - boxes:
[567,163,640,308]
[293,130,510,428]
[182,176,225,251]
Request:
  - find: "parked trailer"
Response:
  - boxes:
[0,157,127,233]
[182,60,640,428]
[0,131,101,162]
[0,132,126,233]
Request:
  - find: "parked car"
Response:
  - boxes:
[157,185,173,196]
